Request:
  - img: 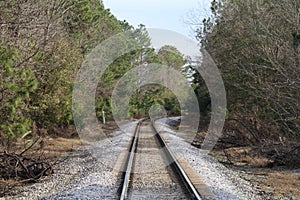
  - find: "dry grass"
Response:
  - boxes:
[41,137,83,161]
[208,145,300,199]
[266,171,300,198]
[209,146,274,167]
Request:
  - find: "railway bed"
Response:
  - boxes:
[119,120,214,200]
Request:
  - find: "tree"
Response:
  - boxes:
[128,45,187,118]
[0,45,38,144]
[0,0,123,138]
[157,45,185,69]
[95,23,161,120]
[195,0,300,143]
[63,0,121,53]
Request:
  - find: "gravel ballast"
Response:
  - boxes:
[155,118,261,200]
[3,119,260,199]
[3,121,139,200]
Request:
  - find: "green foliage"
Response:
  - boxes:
[126,44,187,118]
[189,69,211,116]
[95,96,111,121]
[95,24,160,119]
[158,45,185,69]
[1,0,122,139]
[0,0,191,142]
[30,37,82,129]
[63,0,121,53]
[0,45,38,139]
[129,85,181,118]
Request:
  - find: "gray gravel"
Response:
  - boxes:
[128,122,190,199]
[155,118,261,200]
[3,121,139,200]
[3,119,260,199]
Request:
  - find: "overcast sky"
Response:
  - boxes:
[102,0,211,38]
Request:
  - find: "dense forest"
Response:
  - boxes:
[0,0,186,147]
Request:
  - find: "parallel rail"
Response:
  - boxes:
[151,121,202,200]
[119,120,202,200]
[120,121,141,200]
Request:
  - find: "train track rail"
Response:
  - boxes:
[119,119,204,200]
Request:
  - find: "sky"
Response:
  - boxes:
[102,0,211,39]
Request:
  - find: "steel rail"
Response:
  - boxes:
[120,119,202,200]
[151,120,202,200]
[119,121,140,200]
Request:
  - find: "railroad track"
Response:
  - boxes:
[119,119,204,200]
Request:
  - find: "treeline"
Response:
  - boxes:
[0,0,186,144]
[0,0,119,143]
[195,0,300,146]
